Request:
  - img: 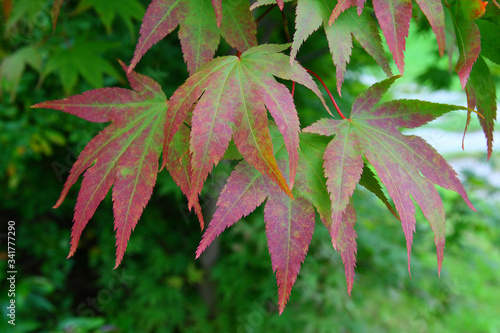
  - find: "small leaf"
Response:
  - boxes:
[414,0,446,56]
[466,56,497,160]
[450,0,482,88]
[335,201,357,295]
[51,0,64,32]
[129,0,257,74]
[265,183,315,314]
[372,0,412,74]
[291,0,391,94]
[165,117,205,229]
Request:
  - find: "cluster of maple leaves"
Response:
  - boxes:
[35,0,496,313]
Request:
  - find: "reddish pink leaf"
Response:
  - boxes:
[454,20,481,89]
[129,0,256,74]
[335,201,357,295]
[466,56,497,160]
[414,0,446,56]
[129,0,185,72]
[243,74,300,187]
[165,117,205,229]
[373,0,412,74]
[198,131,316,313]
[305,76,475,275]
[187,63,240,209]
[178,0,220,75]
[33,62,168,268]
[291,0,390,95]
[211,0,223,26]
[196,161,269,257]
[219,0,257,52]
[450,0,483,88]
[329,0,353,24]
[305,119,364,240]
[265,182,315,314]
[167,45,327,210]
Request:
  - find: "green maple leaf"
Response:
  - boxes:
[76,0,145,36]
[0,45,43,101]
[42,39,121,95]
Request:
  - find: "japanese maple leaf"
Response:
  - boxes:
[128,0,257,75]
[329,0,446,75]
[294,132,362,294]
[164,113,205,228]
[252,0,392,95]
[304,76,476,276]
[32,61,168,268]
[163,44,328,212]
[465,56,496,160]
[449,0,484,89]
[449,0,494,157]
[196,130,316,314]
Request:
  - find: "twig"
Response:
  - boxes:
[306,69,346,119]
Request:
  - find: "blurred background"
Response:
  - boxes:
[0,0,499,332]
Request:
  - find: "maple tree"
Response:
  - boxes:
[31,0,497,314]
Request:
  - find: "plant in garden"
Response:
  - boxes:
[31,0,497,314]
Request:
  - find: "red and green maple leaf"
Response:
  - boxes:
[163,44,328,212]
[449,0,485,89]
[304,76,476,276]
[329,0,447,75]
[32,61,168,268]
[128,0,257,74]
[252,0,392,95]
[197,126,402,311]
[465,56,497,160]
[196,129,317,314]
[448,0,495,158]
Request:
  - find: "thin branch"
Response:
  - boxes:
[281,10,291,43]
[306,69,346,119]
[256,4,277,24]
[492,0,500,9]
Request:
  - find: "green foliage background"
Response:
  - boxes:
[0,1,499,332]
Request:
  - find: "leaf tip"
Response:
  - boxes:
[114,257,123,270]
[276,0,284,10]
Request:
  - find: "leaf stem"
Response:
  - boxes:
[492,0,500,9]
[305,69,346,119]
[256,4,277,24]
[281,10,291,43]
